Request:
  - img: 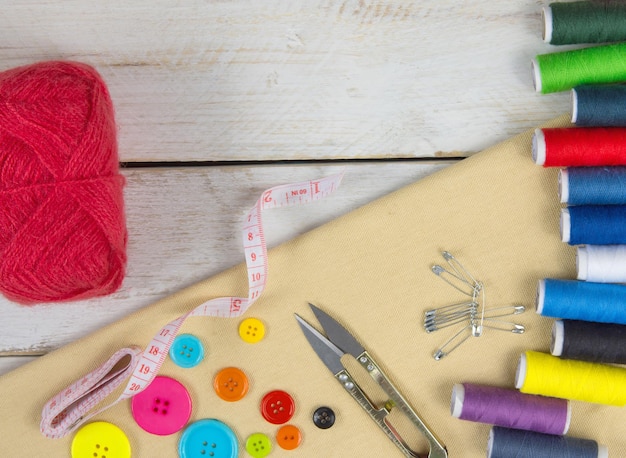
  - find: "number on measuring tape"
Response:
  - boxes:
[40,171,344,438]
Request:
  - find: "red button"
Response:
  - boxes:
[260,390,295,424]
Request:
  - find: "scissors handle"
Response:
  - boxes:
[335,368,425,457]
[343,351,448,458]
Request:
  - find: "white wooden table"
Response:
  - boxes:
[0,1,568,375]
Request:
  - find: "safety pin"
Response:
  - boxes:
[431,251,481,297]
[481,319,525,334]
[432,324,475,361]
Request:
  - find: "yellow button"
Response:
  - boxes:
[238,317,266,343]
[71,421,131,458]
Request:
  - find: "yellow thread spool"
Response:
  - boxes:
[516,350,626,406]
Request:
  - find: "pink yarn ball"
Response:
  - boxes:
[0,61,127,304]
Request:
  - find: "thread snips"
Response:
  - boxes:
[295,303,448,458]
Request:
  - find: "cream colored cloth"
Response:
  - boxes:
[1,115,623,457]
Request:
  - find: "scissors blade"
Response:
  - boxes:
[309,303,365,358]
[295,314,345,375]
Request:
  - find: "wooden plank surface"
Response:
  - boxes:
[1,1,568,162]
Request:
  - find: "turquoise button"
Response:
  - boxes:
[169,334,204,368]
[178,419,238,458]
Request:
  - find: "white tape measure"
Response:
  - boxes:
[40,172,344,439]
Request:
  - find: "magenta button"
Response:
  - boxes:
[131,375,192,435]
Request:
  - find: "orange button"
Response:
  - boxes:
[213,367,249,402]
[276,424,302,450]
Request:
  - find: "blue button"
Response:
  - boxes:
[178,419,238,458]
[169,334,204,368]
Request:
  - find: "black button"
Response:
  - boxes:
[312,406,336,429]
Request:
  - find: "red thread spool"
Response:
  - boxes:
[0,61,127,304]
[533,127,626,167]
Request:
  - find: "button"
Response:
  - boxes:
[169,333,205,368]
[260,390,295,424]
[312,406,335,429]
[71,421,131,458]
[213,367,250,402]
[276,424,302,450]
[245,432,272,458]
[131,375,192,435]
[239,317,266,343]
[178,419,238,458]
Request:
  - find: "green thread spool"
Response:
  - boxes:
[532,42,626,94]
[544,1,626,45]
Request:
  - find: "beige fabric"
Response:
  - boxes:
[1,115,623,457]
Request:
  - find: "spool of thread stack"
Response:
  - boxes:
[543,1,626,45]
[516,350,626,406]
[552,319,626,364]
[488,426,607,458]
[536,278,626,325]
[533,127,626,167]
[572,85,626,127]
[533,42,626,94]
[577,245,626,282]
[560,205,626,245]
[451,383,570,435]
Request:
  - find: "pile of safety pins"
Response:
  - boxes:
[424,252,525,360]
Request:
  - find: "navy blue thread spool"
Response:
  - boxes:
[536,278,626,325]
[487,426,607,458]
[573,85,626,127]
[552,319,626,364]
[561,205,626,245]
[560,167,626,205]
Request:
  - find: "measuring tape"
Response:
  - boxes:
[40,172,344,439]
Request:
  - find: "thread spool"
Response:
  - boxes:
[516,350,626,406]
[536,278,626,325]
[487,426,607,458]
[533,127,626,167]
[543,1,626,45]
[532,42,626,94]
[561,205,626,245]
[0,61,127,304]
[560,167,626,205]
[577,244,626,282]
[572,85,626,126]
[451,383,570,435]
[552,319,626,364]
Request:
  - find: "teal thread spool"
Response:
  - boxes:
[544,1,626,45]
[533,42,626,94]
[573,85,626,126]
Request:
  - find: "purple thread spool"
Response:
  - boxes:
[451,383,570,435]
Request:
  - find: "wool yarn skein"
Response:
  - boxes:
[0,61,127,304]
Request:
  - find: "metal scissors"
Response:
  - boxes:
[295,303,448,458]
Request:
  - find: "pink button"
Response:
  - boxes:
[131,375,192,435]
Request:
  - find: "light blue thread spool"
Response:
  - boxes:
[560,167,626,205]
[537,279,626,325]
